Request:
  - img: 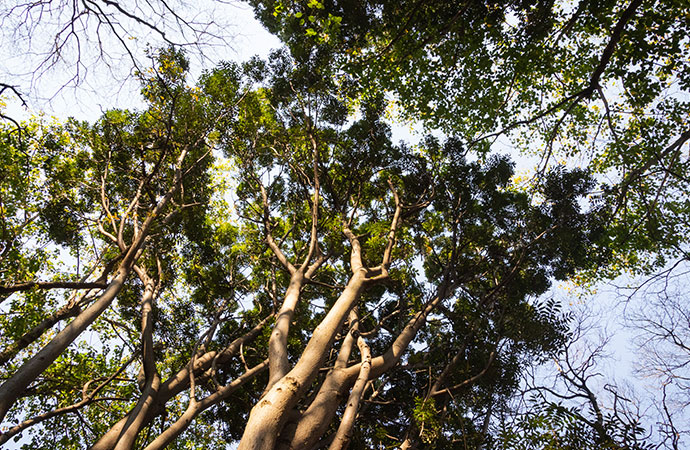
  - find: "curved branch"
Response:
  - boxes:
[257,177,296,274]
[142,360,269,450]
[430,350,496,397]
[370,179,403,280]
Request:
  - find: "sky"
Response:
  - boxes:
[0,0,442,147]
[1,1,280,122]
[1,1,686,447]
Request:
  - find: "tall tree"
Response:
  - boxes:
[2,0,690,448]
[250,0,690,282]
[1,48,248,447]
[0,48,611,448]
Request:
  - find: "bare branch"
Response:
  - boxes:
[0,280,107,295]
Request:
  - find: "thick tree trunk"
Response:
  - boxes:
[90,397,162,450]
[282,284,453,449]
[279,331,356,449]
[114,375,161,450]
[237,270,368,450]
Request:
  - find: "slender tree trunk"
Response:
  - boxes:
[0,166,181,423]
[114,268,159,450]
[0,264,132,422]
[0,354,136,446]
[267,271,305,390]
[91,317,270,450]
[328,333,371,450]
[142,360,268,450]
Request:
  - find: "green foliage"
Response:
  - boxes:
[3,0,689,442]
[412,397,441,444]
[249,0,690,285]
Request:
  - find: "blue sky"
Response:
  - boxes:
[1,2,687,447]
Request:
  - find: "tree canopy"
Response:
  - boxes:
[1,1,689,449]
[251,0,690,279]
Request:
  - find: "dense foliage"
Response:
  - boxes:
[252,0,690,279]
[1,0,689,449]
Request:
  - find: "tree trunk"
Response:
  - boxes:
[267,271,305,390]
[0,265,132,422]
[328,334,371,450]
[282,283,453,449]
[113,268,159,450]
[237,270,367,450]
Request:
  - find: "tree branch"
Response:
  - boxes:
[0,280,108,295]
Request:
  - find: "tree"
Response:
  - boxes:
[1,48,243,447]
[499,308,655,450]
[0,46,610,449]
[2,1,690,449]
[624,262,690,449]
[250,0,690,282]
